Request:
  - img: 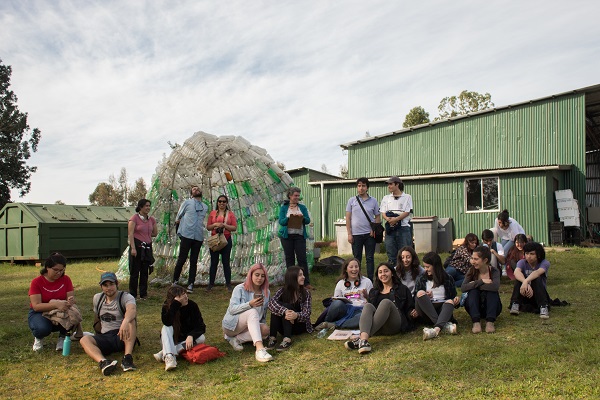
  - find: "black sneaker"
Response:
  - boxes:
[121,354,137,372]
[99,359,117,376]
[358,340,371,354]
[344,338,360,350]
[276,339,292,352]
[265,336,277,350]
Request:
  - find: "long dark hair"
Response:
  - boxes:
[497,209,510,224]
[396,246,421,281]
[506,233,528,264]
[216,194,229,213]
[374,263,401,291]
[281,266,305,304]
[461,233,479,254]
[523,241,545,264]
[41,252,67,275]
[422,252,447,288]
[465,246,491,282]
[338,258,362,281]
[164,285,186,341]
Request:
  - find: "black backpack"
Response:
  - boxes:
[92,291,141,346]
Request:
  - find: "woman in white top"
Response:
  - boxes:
[494,209,525,254]
[395,246,424,296]
[316,258,373,330]
[222,263,272,362]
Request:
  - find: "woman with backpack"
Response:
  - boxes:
[154,285,206,371]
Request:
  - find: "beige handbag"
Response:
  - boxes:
[207,233,228,251]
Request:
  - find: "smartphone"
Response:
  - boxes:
[254,293,264,299]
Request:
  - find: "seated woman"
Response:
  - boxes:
[316,258,373,330]
[267,266,313,351]
[509,242,552,319]
[446,233,479,287]
[396,246,424,296]
[344,263,415,354]
[495,209,526,254]
[415,252,460,341]
[222,263,273,363]
[154,285,206,371]
[28,252,76,352]
[504,234,528,280]
[461,246,502,334]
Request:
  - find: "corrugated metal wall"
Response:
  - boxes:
[586,151,600,207]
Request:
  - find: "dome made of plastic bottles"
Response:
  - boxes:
[116,131,314,286]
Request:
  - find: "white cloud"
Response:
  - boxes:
[2,0,599,204]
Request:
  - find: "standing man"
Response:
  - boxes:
[346,177,381,281]
[380,176,413,265]
[172,185,208,293]
[80,272,137,376]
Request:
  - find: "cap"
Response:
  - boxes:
[386,176,403,184]
[99,272,118,285]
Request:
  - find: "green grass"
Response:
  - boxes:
[1,247,599,399]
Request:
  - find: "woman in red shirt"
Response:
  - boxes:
[28,252,75,351]
[206,195,238,291]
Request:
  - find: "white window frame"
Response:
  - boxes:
[464,176,500,213]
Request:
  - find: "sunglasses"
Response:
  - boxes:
[217,200,228,203]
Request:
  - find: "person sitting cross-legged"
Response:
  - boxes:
[509,242,552,319]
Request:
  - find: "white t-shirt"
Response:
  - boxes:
[425,281,446,303]
[493,217,525,241]
[333,277,373,306]
[399,265,425,295]
[380,193,413,227]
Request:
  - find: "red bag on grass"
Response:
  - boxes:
[180,344,226,364]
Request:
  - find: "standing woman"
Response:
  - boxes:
[128,199,157,299]
[344,263,415,354]
[28,253,75,351]
[505,234,528,280]
[396,246,424,296]
[446,233,479,287]
[222,263,273,362]
[267,266,313,351]
[206,195,238,291]
[415,252,460,341]
[154,285,206,371]
[495,209,525,254]
[461,246,502,334]
[278,187,313,289]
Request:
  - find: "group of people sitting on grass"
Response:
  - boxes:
[27,210,553,372]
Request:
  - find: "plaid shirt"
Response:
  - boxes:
[268,287,313,333]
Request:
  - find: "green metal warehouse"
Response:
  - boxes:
[288,84,600,244]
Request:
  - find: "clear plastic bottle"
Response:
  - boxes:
[317,328,329,339]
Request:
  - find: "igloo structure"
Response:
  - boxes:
[116,131,314,285]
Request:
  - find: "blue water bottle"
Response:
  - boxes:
[62,335,71,356]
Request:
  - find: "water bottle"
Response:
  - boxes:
[62,335,71,356]
[317,328,329,339]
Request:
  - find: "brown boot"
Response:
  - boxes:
[471,322,482,334]
[485,321,496,333]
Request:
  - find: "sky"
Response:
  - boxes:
[1,0,599,205]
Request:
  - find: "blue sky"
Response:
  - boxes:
[2,0,599,204]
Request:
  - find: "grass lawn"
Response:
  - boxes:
[0,247,599,399]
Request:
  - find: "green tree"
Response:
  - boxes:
[403,106,430,128]
[89,182,123,206]
[0,59,41,209]
[128,177,147,205]
[435,90,494,121]
[339,164,348,179]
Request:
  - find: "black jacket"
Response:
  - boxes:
[368,283,415,331]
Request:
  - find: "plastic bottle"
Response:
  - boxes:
[317,328,329,339]
[62,335,71,356]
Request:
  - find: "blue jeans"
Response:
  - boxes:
[351,233,376,281]
[464,288,502,322]
[501,239,515,254]
[385,226,412,265]
[28,309,66,339]
[445,266,465,287]
[324,300,362,329]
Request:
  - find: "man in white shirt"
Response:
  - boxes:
[379,176,413,265]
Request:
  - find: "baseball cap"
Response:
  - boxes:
[99,272,118,285]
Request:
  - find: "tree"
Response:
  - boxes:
[321,164,329,174]
[54,200,65,205]
[128,177,147,205]
[339,164,348,179]
[0,59,41,209]
[435,90,494,121]
[403,106,430,128]
[89,182,123,206]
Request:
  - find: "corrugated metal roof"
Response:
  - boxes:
[341,83,600,149]
[1,203,135,223]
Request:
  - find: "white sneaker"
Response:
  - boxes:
[55,336,65,351]
[443,323,457,335]
[164,354,177,371]
[255,348,273,362]
[227,337,244,351]
[423,327,438,341]
[32,337,44,351]
[153,350,164,362]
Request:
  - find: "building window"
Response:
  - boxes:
[465,177,499,212]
